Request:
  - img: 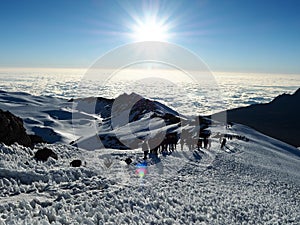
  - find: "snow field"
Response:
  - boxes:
[0,123,299,224]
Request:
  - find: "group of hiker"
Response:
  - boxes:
[142,133,179,160]
[222,133,249,142]
[141,123,251,159]
[141,129,214,160]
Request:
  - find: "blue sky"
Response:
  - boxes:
[0,0,299,74]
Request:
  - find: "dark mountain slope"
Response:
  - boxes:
[213,88,300,147]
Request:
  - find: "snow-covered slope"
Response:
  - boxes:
[0,123,299,224]
[71,92,185,150]
[0,90,79,144]
[0,91,184,150]
[0,90,300,224]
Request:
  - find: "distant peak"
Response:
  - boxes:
[115,92,145,101]
[293,88,300,96]
[270,88,300,103]
[117,92,143,98]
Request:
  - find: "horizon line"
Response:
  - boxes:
[0,66,299,76]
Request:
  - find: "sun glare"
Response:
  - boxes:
[131,18,170,42]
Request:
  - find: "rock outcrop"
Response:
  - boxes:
[0,109,32,147]
[34,147,58,162]
[70,159,82,167]
[125,158,132,165]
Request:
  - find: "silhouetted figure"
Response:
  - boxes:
[181,129,192,151]
[208,138,212,149]
[167,135,172,152]
[197,138,203,150]
[171,135,176,151]
[219,136,223,144]
[174,134,179,150]
[142,140,149,160]
[148,136,160,157]
[168,134,178,152]
[221,138,227,149]
[163,136,169,153]
[186,137,194,151]
[204,138,209,149]
[180,138,184,150]
[153,146,159,156]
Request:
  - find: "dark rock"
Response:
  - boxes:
[0,109,32,147]
[70,159,82,167]
[213,88,300,147]
[29,134,46,145]
[125,157,132,165]
[34,148,58,162]
[207,165,213,170]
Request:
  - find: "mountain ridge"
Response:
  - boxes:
[213,88,300,147]
[1,89,299,149]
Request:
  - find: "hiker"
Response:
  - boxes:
[219,136,223,144]
[186,137,194,151]
[221,138,227,149]
[197,138,203,150]
[167,134,174,152]
[162,136,167,153]
[142,140,149,160]
[180,137,184,150]
[170,134,178,151]
[160,137,168,153]
[208,138,212,149]
[148,136,160,157]
[204,137,209,149]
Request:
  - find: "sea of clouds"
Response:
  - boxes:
[0,68,299,116]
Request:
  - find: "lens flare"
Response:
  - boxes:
[135,161,148,178]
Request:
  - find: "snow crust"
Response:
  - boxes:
[0,124,299,224]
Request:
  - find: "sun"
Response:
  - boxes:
[130,18,170,42]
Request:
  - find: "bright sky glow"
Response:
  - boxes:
[130,18,170,42]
